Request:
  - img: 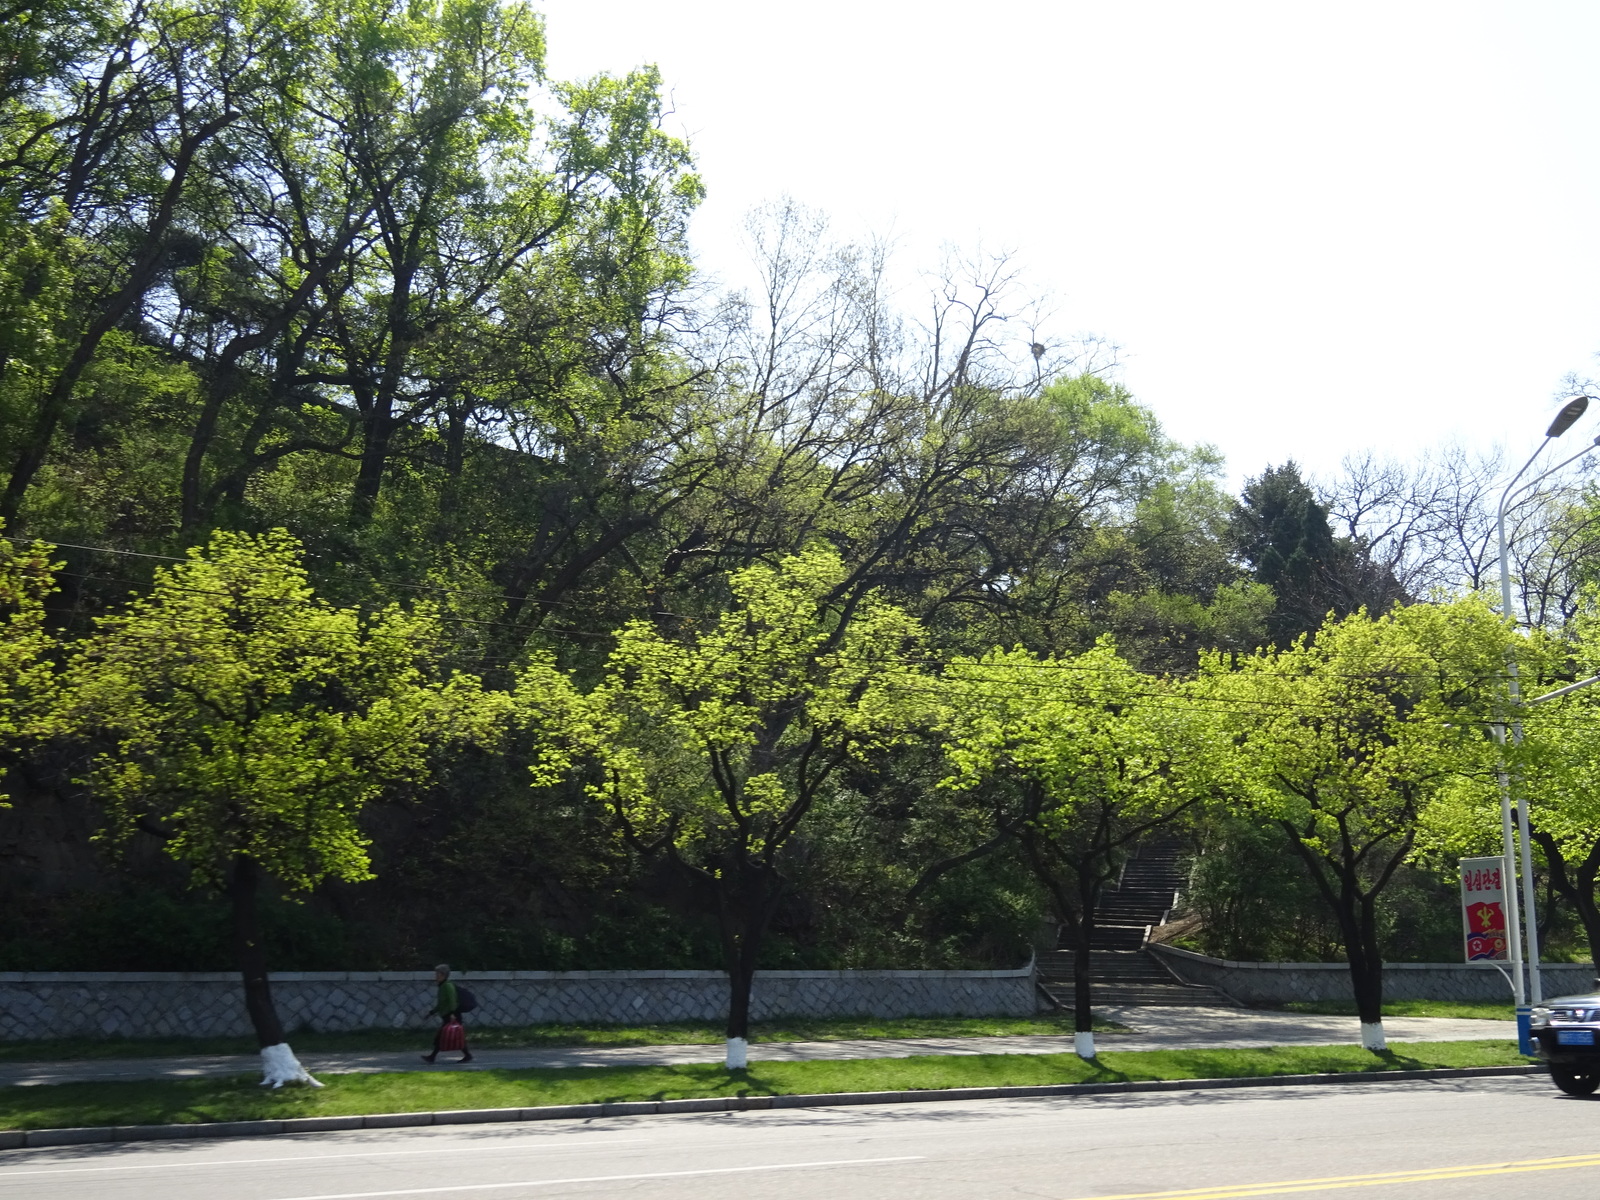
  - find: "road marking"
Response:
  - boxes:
[0,1137,660,1177]
[270,1155,924,1199]
[1081,1152,1600,1199]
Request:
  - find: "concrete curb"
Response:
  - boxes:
[0,1064,1543,1150]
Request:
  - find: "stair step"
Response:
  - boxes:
[1030,838,1241,1011]
[1033,838,1238,1007]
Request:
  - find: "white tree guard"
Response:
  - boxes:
[1074,1031,1096,1059]
[725,1037,749,1069]
[260,1042,324,1088]
[1360,1021,1387,1052]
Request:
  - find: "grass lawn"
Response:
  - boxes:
[0,1040,1530,1131]
[1277,1001,1514,1021]
[0,1012,1131,1064]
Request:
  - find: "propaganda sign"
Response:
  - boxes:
[1459,856,1510,962]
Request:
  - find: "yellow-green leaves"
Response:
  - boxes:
[1201,599,1514,854]
[940,637,1212,833]
[577,546,927,865]
[0,524,58,803]
[1503,590,1600,869]
[62,529,499,891]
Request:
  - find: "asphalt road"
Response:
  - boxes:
[3,1075,1597,1199]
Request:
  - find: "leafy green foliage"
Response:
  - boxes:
[938,638,1219,1027]
[1495,590,1600,966]
[0,3,1549,989]
[63,529,500,891]
[584,547,928,861]
[0,526,58,800]
[1201,599,1514,1021]
[570,547,931,1036]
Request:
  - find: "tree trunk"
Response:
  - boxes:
[716,863,780,1070]
[724,949,755,1070]
[1071,865,1106,1057]
[1349,892,1386,1048]
[228,855,321,1087]
[1281,825,1386,1051]
[182,366,248,531]
[1570,859,1600,978]
[1070,912,1096,1058]
[349,408,393,525]
[1534,832,1600,976]
[1319,879,1386,1049]
[228,855,286,1049]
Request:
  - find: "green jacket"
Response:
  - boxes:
[433,979,459,1018]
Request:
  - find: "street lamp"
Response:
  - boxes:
[1494,396,1598,1048]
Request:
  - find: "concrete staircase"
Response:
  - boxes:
[1037,839,1236,1008]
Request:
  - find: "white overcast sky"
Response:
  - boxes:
[542,1,1600,487]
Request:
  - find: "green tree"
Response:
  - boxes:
[1502,595,1600,968]
[1203,600,1509,1048]
[0,0,301,523]
[63,529,501,1084]
[938,639,1216,1055]
[1231,462,1407,646]
[0,524,58,801]
[575,546,927,1066]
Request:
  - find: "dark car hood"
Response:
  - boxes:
[1542,991,1600,1007]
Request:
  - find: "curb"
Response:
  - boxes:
[0,1064,1543,1150]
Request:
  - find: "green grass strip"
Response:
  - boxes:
[1280,1001,1514,1021]
[0,1040,1530,1132]
[0,1013,1131,1063]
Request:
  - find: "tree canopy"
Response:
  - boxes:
[3,0,1598,1075]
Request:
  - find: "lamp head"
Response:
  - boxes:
[1547,396,1591,438]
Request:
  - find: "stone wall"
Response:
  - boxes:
[0,965,1038,1042]
[1149,944,1598,1005]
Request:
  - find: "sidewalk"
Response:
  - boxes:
[0,1007,1516,1087]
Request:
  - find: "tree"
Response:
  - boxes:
[575,546,927,1067]
[1501,595,1600,969]
[62,529,500,1085]
[1322,444,1600,629]
[1231,462,1407,644]
[0,525,58,801]
[938,638,1215,1056]
[0,0,300,522]
[1203,600,1508,1049]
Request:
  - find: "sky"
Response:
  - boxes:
[541,1,1600,487]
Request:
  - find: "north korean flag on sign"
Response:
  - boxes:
[1467,933,1507,961]
[1467,901,1506,935]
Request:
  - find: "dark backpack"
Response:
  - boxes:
[454,985,477,1014]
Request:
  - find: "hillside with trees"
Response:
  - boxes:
[5,0,1600,1062]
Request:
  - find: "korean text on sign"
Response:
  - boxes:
[1459,856,1509,963]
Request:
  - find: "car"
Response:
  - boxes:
[1530,989,1600,1096]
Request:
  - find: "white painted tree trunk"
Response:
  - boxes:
[260,1042,323,1088]
[1360,1021,1387,1052]
[725,1037,748,1069]
[1074,1031,1096,1059]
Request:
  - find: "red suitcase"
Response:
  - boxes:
[437,1020,465,1052]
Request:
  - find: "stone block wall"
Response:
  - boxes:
[0,965,1038,1042]
[1149,944,1598,1005]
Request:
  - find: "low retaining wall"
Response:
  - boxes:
[1150,944,1598,1005]
[0,965,1037,1042]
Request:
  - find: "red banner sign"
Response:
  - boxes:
[1459,856,1509,962]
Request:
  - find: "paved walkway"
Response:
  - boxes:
[0,1007,1516,1087]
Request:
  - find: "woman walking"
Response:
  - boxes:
[421,963,473,1063]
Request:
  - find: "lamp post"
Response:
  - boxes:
[1494,396,1597,1048]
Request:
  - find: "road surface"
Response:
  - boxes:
[1,1075,1595,1199]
